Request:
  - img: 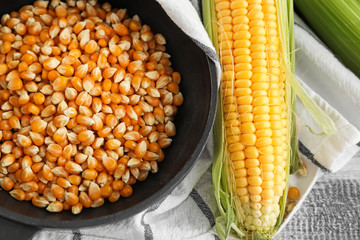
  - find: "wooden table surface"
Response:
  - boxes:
[278,152,360,239]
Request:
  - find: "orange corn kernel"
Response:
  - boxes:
[79,192,92,208]
[47,144,62,157]
[43,57,60,70]
[51,184,65,199]
[9,116,21,129]
[52,76,68,91]
[31,119,47,132]
[84,40,98,54]
[8,78,23,91]
[120,185,133,197]
[102,157,117,172]
[65,192,79,206]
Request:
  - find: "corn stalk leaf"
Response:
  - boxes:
[295,0,360,77]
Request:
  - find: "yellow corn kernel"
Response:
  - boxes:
[235,168,247,177]
[237,95,253,105]
[228,143,244,152]
[235,177,248,188]
[235,63,252,72]
[233,48,251,56]
[247,167,261,176]
[233,159,245,169]
[233,31,251,40]
[244,147,259,158]
[235,55,252,63]
[240,133,256,146]
[231,151,245,161]
[240,122,256,133]
[239,112,253,122]
[235,79,252,88]
[245,158,259,168]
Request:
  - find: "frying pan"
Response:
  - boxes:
[0,0,218,230]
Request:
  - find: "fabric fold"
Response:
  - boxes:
[294,14,360,172]
[295,79,360,172]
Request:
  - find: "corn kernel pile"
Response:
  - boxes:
[0,0,183,214]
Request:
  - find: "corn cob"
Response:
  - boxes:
[203,0,336,238]
[215,0,288,232]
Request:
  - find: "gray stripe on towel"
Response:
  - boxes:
[141,201,162,240]
[298,141,330,172]
[72,230,82,240]
[190,189,215,227]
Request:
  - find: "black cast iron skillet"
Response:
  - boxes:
[0,0,218,230]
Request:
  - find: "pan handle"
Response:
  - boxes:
[0,217,39,240]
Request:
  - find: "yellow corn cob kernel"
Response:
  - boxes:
[235,88,252,97]
[218,31,234,41]
[232,8,248,17]
[235,63,252,72]
[235,79,252,88]
[234,24,249,31]
[221,55,234,65]
[234,39,251,48]
[233,48,251,56]
[236,71,252,80]
[231,151,245,161]
[217,24,233,34]
[216,0,288,232]
[217,9,231,18]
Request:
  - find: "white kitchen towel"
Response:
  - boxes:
[293,14,360,172]
[32,1,360,240]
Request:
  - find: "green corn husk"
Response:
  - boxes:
[202,0,336,239]
[295,0,360,77]
[287,0,301,175]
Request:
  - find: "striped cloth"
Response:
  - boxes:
[26,1,360,240]
[293,15,360,172]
